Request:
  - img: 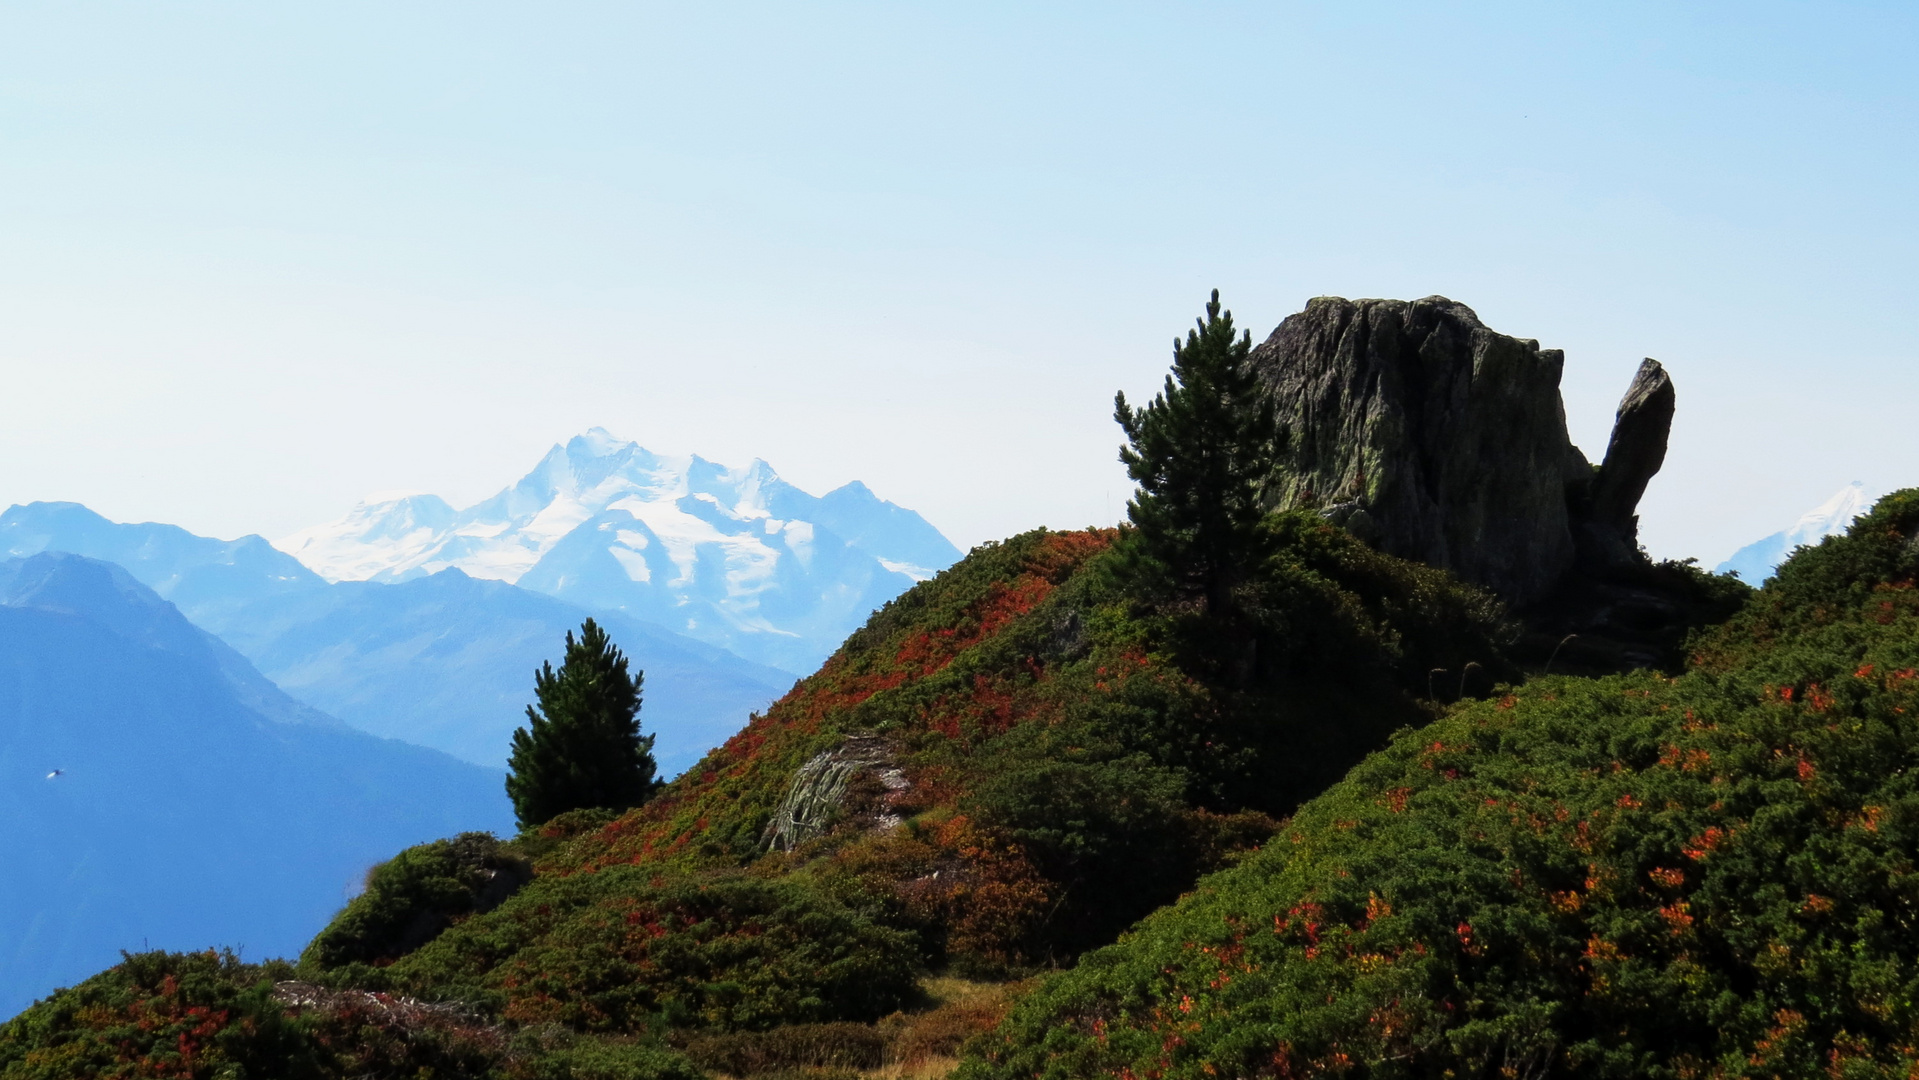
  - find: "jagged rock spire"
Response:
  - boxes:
[1582,358,1675,565]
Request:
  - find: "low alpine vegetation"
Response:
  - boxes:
[963,491,1919,1080]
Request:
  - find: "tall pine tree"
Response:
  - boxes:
[505,618,658,829]
[1114,289,1281,619]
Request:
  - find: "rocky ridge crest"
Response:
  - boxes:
[1251,295,1718,671]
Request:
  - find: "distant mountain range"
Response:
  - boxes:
[0,501,791,775]
[0,433,958,1013]
[1717,482,1878,583]
[0,552,511,1017]
[276,429,962,674]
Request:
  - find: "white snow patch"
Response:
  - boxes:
[879,559,937,582]
[1717,482,1879,584]
[609,545,652,583]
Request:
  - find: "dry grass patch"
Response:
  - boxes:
[874,975,1030,1077]
[677,975,1030,1080]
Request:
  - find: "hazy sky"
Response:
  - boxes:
[2,2,1914,562]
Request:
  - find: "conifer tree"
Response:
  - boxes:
[1114,289,1281,619]
[505,618,658,829]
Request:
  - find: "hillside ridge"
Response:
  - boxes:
[3,293,1868,1080]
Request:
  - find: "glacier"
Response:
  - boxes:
[1715,481,1878,584]
[275,430,962,673]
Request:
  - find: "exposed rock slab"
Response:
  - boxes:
[761,734,907,852]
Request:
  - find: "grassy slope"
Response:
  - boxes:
[967,491,1919,1080]
[0,517,1516,1078]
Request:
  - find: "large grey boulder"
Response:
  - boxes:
[1249,295,1671,608]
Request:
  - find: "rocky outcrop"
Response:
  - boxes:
[1250,296,1602,607]
[1576,358,1675,570]
[761,735,908,852]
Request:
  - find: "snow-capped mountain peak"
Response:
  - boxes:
[1784,481,1874,548]
[275,493,457,583]
[1716,481,1878,584]
[274,431,961,672]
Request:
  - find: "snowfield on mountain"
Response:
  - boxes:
[277,429,961,672]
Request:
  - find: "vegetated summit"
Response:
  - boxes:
[10,294,1900,1080]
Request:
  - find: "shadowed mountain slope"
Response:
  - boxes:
[0,553,511,1018]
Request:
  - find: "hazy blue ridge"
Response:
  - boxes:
[810,479,963,572]
[1717,533,1792,585]
[0,550,341,731]
[0,502,789,776]
[0,552,513,1019]
[211,568,791,775]
[0,498,326,619]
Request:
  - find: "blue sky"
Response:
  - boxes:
[0,2,1914,561]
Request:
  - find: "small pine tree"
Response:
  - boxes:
[505,618,658,829]
[1114,289,1281,619]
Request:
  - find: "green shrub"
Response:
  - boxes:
[962,492,1919,1080]
[1245,510,1517,693]
[301,831,531,972]
[507,1032,706,1080]
[0,951,318,1080]
[1693,488,1919,681]
[965,670,1919,1077]
[958,744,1197,957]
[678,1022,886,1075]
[0,950,518,1079]
[1158,510,1517,816]
[388,870,920,1034]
